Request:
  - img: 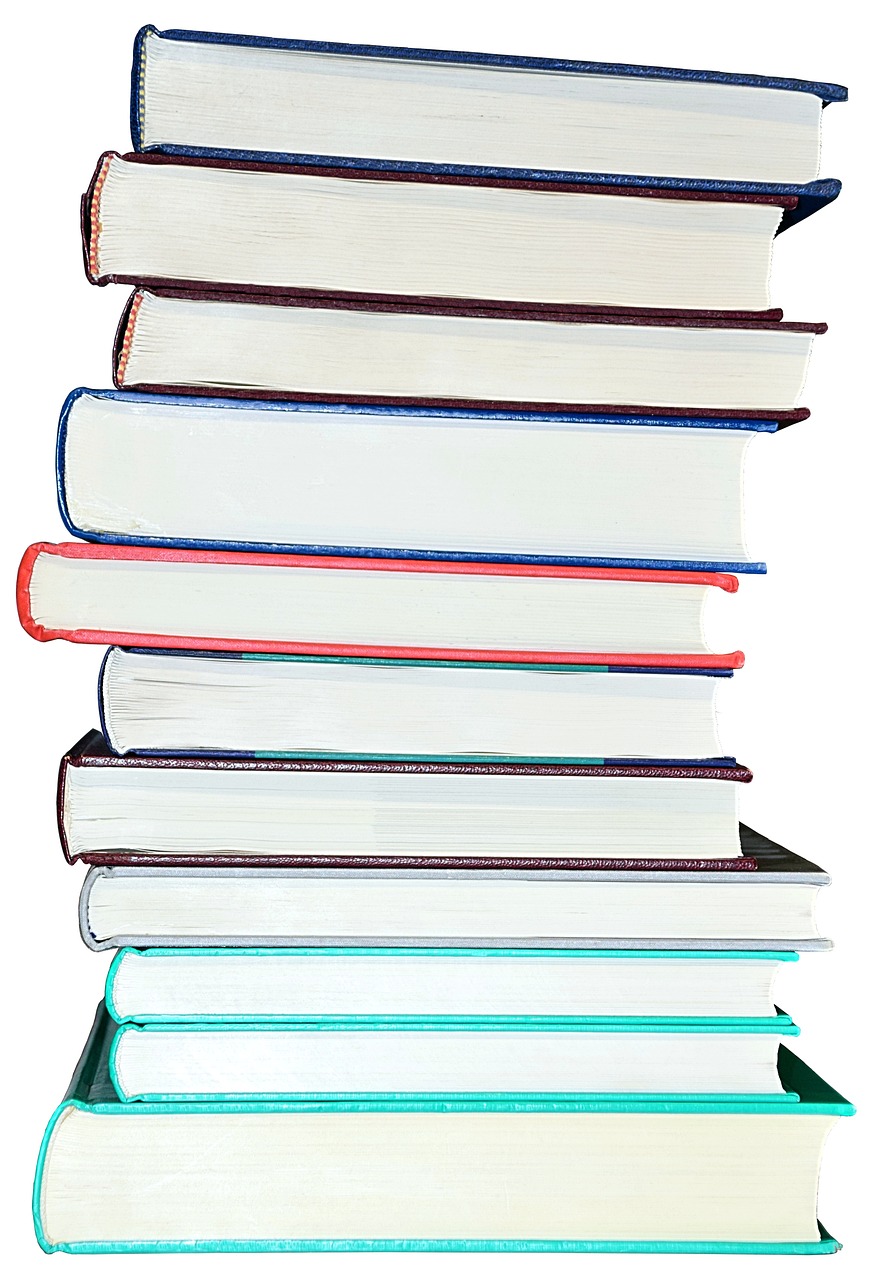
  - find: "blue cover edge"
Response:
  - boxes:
[64,526,767,576]
[142,26,848,101]
[143,144,842,228]
[117,649,738,677]
[130,25,153,152]
[96,648,112,748]
[56,386,768,574]
[59,387,783,430]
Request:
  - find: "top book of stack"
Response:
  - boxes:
[132,25,846,223]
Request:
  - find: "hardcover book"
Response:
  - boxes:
[111,289,824,415]
[108,1016,800,1103]
[77,828,830,951]
[96,648,738,758]
[59,388,778,574]
[105,947,799,1025]
[133,27,845,216]
[34,1006,851,1253]
[86,151,797,313]
[18,544,744,668]
[59,726,751,871]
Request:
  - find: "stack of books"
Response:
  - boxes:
[21,25,852,1255]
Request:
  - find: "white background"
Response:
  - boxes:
[0,0,873,1273]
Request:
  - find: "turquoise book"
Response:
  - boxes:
[103,947,802,1104]
[34,1006,852,1254]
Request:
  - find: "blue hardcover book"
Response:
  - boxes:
[34,1006,852,1253]
[59,388,777,573]
[132,26,845,229]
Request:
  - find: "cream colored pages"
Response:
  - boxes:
[85,875,821,943]
[28,553,714,654]
[94,154,779,310]
[121,293,815,409]
[140,31,823,184]
[42,1107,831,1244]
[64,394,753,562]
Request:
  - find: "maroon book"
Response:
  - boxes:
[58,730,755,872]
[84,148,800,310]
[111,287,820,427]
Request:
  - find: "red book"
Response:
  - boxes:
[17,542,743,669]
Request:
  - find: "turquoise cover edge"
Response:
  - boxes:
[107,947,798,1023]
[115,1017,797,1033]
[72,1094,853,1117]
[110,1019,800,1103]
[41,1235,842,1255]
[33,1101,71,1254]
[111,1013,797,1028]
[112,946,801,958]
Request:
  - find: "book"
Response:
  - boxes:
[107,1017,799,1103]
[17,545,744,668]
[105,947,798,1025]
[59,728,750,871]
[59,388,777,574]
[77,829,830,951]
[34,1006,851,1253]
[133,27,846,209]
[96,649,738,760]
[112,289,824,415]
[87,151,794,313]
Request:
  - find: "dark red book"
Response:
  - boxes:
[58,730,754,872]
[110,288,822,425]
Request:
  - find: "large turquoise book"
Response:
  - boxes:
[35,1006,852,1254]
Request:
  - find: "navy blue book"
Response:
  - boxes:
[59,388,778,573]
[133,26,845,228]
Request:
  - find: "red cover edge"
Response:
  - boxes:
[16,543,46,642]
[17,542,743,668]
[98,274,792,321]
[124,286,828,333]
[74,852,758,870]
[56,756,74,865]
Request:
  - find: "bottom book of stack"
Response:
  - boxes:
[35,950,853,1254]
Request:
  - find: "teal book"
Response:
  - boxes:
[108,1012,800,1104]
[105,946,800,1026]
[35,1005,852,1254]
